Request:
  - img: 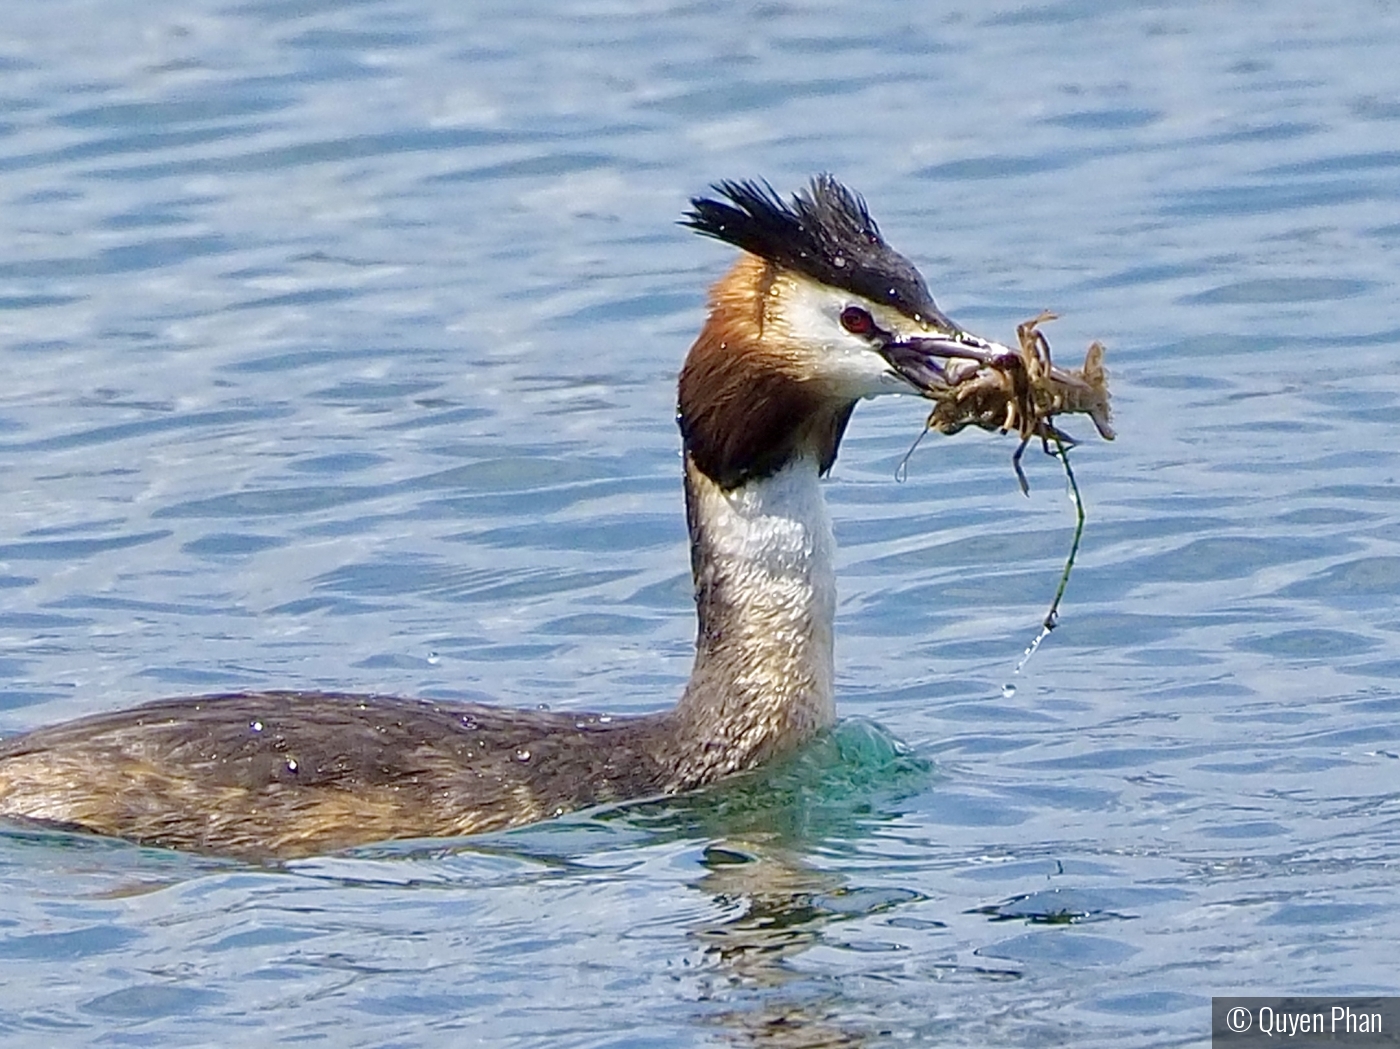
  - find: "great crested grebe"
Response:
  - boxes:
[0,176,1002,860]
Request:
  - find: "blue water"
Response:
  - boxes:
[2,1,1398,1045]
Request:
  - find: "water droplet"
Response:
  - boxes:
[286,758,298,773]
[1002,684,1016,699]
[515,748,531,762]
[1014,623,1053,676]
[427,650,440,666]
[250,720,263,733]
[833,255,846,268]
[536,703,550,711]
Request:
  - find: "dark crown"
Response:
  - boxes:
[682,175,942,324]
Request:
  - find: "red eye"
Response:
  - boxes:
[840,306,874,336]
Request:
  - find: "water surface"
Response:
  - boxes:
[1,1,1398,1045]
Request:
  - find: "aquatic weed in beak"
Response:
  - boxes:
[901,314,1116,635]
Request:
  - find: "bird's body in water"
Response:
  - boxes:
[0,177,1001,860]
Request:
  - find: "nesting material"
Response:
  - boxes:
[924,312,1114,494]
[907,313,1116,634]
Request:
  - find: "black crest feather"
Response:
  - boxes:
[682,175,941,323]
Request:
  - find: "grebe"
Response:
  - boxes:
[0,176,998,860]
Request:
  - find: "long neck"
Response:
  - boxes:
[667,453,838,787]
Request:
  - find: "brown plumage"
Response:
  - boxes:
[0,176,986,859]
[0,693,680,859]
[678,254,857,489]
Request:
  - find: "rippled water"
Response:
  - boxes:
[2,1,1398,1045]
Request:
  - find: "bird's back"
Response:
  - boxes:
[0,691,675,859]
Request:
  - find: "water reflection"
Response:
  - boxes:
[693,839,869,1049]
[589,719,933,1046]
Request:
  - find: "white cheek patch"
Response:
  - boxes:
[769,278,901,399]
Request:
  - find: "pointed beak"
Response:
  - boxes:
[880,329,1019,395]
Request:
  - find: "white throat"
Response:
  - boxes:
[669,455,837,785]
